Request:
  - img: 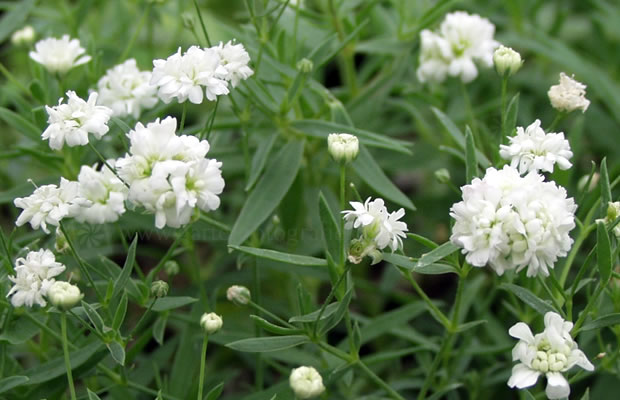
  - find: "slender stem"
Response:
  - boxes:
[88,142,129,188]
[118,4,151,62]
[499,75,508,147]
[249,301,294,328]
[180,102,187,133]
[572,283,606,334]
[328,0,357,96]
[404,271,451,329]
[560,223,596,288]
[197,334,208,400]
[59,222,102,300]
[546,112,565,132]
[538,275,565,315]
[61,313,78,400]
[339,164,346,266]
[203,98,220,141]
[198,212,231,232]
[312,263,352,337]
[193,0,212,47]
[128,299,155,339]
[356,360,406,400]
[0,61,30,95]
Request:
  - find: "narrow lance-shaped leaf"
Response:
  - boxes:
[112,234,137,299]
[500,283,558,316]
[229,245,327,267]
[597,221,612,285]
[229,139,305,247]
[225,335,309,353]
[318,191,341,264]
[599,157,611,217]
[465,126,478,183]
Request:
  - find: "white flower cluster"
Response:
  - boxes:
[500,119,573,174]
[548,73,590,113]
[7,249,65,307]
[508,312,594,399]
[343,197,408,264]
[29,35,91,74]
[151,41,253,104]
[96,58,158,118]
[450,166,576,277]
[417,11,499,83]
[74,161,128,224]
[42,91,113,150]
[289,366,325,399]
[116,117,225,229]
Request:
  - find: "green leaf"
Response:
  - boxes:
[87,389,103,400]
[225,335,309,353]
[106,340,125,365]
[384,253,458,275]
[313,19,369,68]
[24,341,103,385]
[229,245,327,267]
[0,314,43,344]
[0,0,36,42]
[29,80,46,104]
[500,283,557,315]
[352,145,416,211]
[246,132,278,191]
[464,126,477,182]
[431,107,490,168]
[580,388,590,400]
[417,242,459,269]
[81,301,106,334]
[454,320,487,333]
[318,191,341,263]
[600,158,612,217]
[250,315,304,335]
[112,293,128,331]
[112,234,137,299]
[289,302,341,323]
[151,296,198,312]
[597,222,612,285]
[502,93,520,139]
[0,376,29,394]
[206,382,225,400]
[321,288,353,334]
[229,139,305,246]
[580,313,620,332]
[153,314,167,345]
[0,107,41,142]
[291,119,412,155]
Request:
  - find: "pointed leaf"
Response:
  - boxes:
[87,389,103,400]
[597,221,612,285]
[0,376,29,394]
[246,132,278,191]
[580,313,620,332]
[289,302,341,323]
[229,245,327,267]
[151,296,198,312]
[465,126,477,182]
[225,335,309,353]
[106,340,125,365]
[206,382,225,400]
[500,283,557,315]
[432,107,490,167]
[0,107,41,142]
[318,191,341,263]
[113,235,138,299]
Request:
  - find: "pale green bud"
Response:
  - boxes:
[164,260,180,276]
[327,133,359,164]
[48,281,83,310]
[494,45,523,77]
[296,58,314,73]
[200,312,223,334]
[151,280,169,298]
[226,285,251,305]
[434,168,451,184]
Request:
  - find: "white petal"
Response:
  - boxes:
[509,322,535,343]
[507,363,540,389]
[545,372,570,399]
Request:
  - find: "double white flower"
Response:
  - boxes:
[500,119,573,174]
[42,91,113,150]
[450,166,576,277]
[343,197,408,264]
[116,117,225,229]
[7,249,66,307]
[548,73,590,113]
[417,11,499,83]
[29,35,91,74]
[96,58,158,118]
[508,312,594,399]
[74,160,128,224]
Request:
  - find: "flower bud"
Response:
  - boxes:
[11,26,35,46]
[181,12,195,30]
[226,285,251,305]
[493,45,522,77]
[577,173,599,192]
[200,312,223,334]
[164,260,180,276]
[151,280,169,298]
[54,227,69,253]
[48,281,82,310]
[296,58,314,73]
[289,366,325,399]
[327,133,359,164]
[605,201,620,222]
[434,168,451,184]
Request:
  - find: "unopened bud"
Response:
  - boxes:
[48,281,83,310]
[151,280,169,298]
[296,58,313,73]
[605,201,620,222]
[493,45,522,77]
[200,312,222,334]
[327,133,359,164]
[164,260,180,276]
[227,285,251,305]
[434,168,451,184]
[577,173,599,192]
[289,366,325,399]
[181,12,195,30]
[11,26,35,46]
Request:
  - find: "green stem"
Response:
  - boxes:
[328,0,357,96]
[339,164,346,265]
[560,223,596,288]
[203,97,220,141]
[572,283,606,334]
[546,112,565,132]
[312,263,352,338]
[499,75,508,146]
[404,271,451,329]
[197,334,208,400]
[538,275,565,315]
[88,142,129,188]
[61,313,78,400]
[193,0,212,47]
[180,102,187,133]
[59,222,102,301]
[118,4,151,62]
[356,360,406,400]
[249,301,294,328]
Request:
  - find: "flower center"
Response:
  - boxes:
[531,341,570,373]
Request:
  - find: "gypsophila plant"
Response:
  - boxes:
[0,1,618,399]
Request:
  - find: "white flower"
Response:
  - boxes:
[11,25,35,46]
[548,73,590,113]
[343,198,408,264]
[493,45,523,77]
[116,117,224,229]
[96,59,158,118]
[214,40,254,88]
[226,285,251,305]
[42,91,113,150]
[7,249,66,307]
[29,35,91,74]
[327,133,359,163]
[74,160,128,224]
[500,119,573,174]
[14,178,83,233]
[289,366,325,399]
[200,312,223,334]
[417,11,499,83]
[47,281,82,310]
[151,46,229,104]
[450,166,576,277]
[508,312,594,399]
